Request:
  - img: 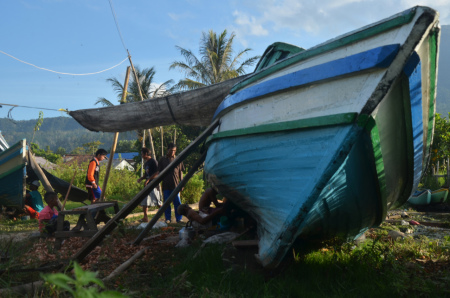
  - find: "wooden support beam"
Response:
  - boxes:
[71,118,219,262]
[27,150,63,210]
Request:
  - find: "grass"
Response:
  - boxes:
[116,220,450,297]
[0,210,449,297]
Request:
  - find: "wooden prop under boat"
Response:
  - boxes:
[69,6,439,268]
[408,189,432,205]
[430,188,449,204]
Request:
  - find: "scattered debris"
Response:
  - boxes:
[388,230,406,240]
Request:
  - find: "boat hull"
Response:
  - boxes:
[430,188,449,204]
[408,189,432,205]
[0,140,27,209]
[205,6,439,267]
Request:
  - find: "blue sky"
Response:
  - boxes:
[1,0,449,121]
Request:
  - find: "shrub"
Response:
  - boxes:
[182,171,204,204]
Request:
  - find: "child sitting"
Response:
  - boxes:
[23,180,44,219]
[39,192,69,236]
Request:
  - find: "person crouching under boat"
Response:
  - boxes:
[85,148,108,203]
[177,203,225,230]
[23,180,44,219]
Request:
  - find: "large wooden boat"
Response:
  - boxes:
[0,139,27,209]
[0,139,89,208]
[408,189,432,205]
[430,188,448,204]
[69,6,440,268]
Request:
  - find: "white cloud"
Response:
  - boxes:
[233,0,450,44]
[233,10,269,36]
[168,12,194,21]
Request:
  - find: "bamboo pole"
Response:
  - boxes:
[62,168,77,210]
[148,129,155,158]
[27,150,63,210]
[100,67,131,202]
[127,53,149,178]
[161,126,164,156]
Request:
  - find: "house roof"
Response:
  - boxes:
[106,152,139,160]
[34,156,58,170]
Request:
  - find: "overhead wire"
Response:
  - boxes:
[108,0,128,52]
[0,102,67,112]
[0,50,128,75]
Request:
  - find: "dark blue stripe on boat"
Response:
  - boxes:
[403,52,423,195]
[213,44,400,119]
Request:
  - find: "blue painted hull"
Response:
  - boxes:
[205,7,439,268]
[0,140,27,209]
[408,189,431,205]
[206,124,382,265]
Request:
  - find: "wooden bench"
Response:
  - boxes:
[54,201,119,249]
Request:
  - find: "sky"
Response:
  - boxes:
[1,0,449,121]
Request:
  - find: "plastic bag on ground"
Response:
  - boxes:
[136,221,168,230]
[203,232,240,244]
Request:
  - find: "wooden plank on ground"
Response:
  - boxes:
[232,240,259,248]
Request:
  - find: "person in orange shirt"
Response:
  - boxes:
[85,149,108,203]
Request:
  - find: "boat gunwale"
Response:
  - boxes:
[230,6,420,94]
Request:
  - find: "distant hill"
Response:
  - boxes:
[436,25,450,116]
[0,116,137,153]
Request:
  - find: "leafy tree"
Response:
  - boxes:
[71,147,86,155]
[116,140,139,153]
[56,147,67,156]
[31,111,44,144]
[96,66,174,106]
[82,141,103,155]
[30,142,62,163]
[170,29,260,90]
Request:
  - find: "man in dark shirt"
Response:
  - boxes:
[137,147,161,222]
[158,143,185,223]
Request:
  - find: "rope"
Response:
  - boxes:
[108,0,128,52]
[165,98,179,125]
[0,102,67,112]
[0,50,128,75]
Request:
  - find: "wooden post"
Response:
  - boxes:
[161,126,164,156]
[127,54,147,178]
[436,160,440,186]
[27,150,63,210]
[62,168,77,210]
[445,158,450,188]
[71,119,219,263]
[100,67,131,202]
[148,129,155,158]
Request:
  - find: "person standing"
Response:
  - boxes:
[85,148,108,203]
[158,143,185,223]
[137,147,161,222]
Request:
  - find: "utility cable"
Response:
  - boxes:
[0,102,67,112]
[108,0,128,52]
[0,50,128,75]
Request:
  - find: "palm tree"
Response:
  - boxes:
[170,29,260,90]
[96,66,174,106]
